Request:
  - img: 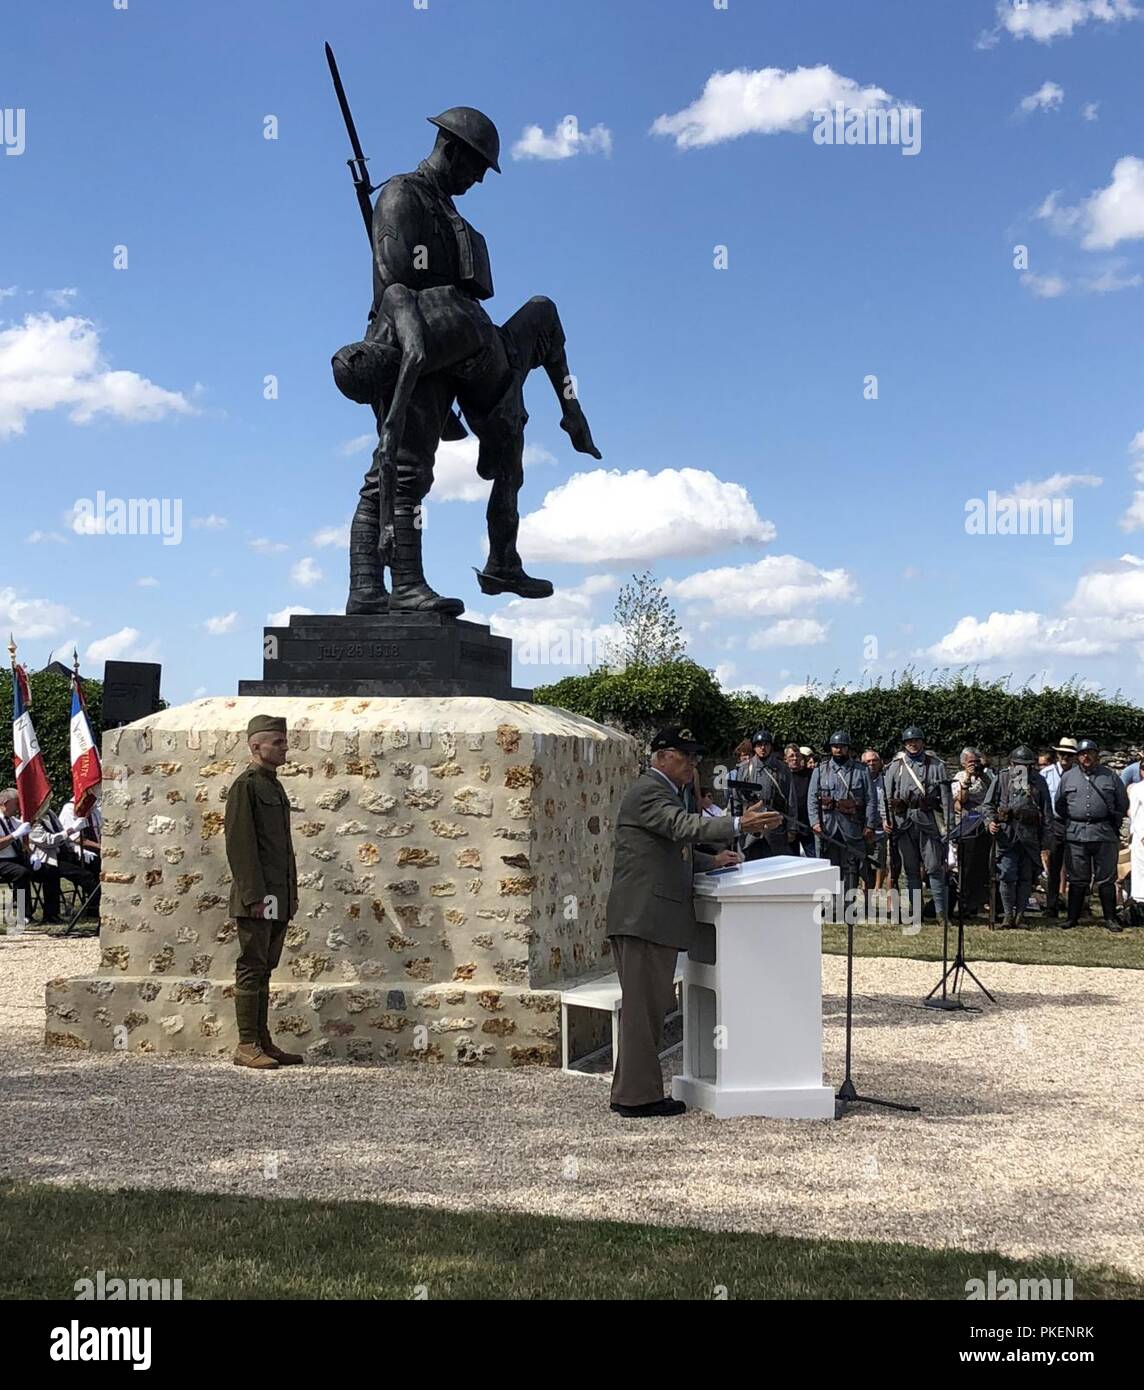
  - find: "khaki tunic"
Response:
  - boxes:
[224,764,298,923]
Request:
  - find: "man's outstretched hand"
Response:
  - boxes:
[740,802,784,835]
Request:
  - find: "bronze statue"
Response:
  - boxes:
[328,48,601,618]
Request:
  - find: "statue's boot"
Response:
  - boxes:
[390,504,465,616]
[345,504,389,615]
[560,398,602,459]
[474,565,553,599]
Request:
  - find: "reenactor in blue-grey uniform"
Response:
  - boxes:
[1054,738,1129,931]
[983,746,1053,929]
[807,731,877,907]
[733,729,797,861]
[883,725,953,922]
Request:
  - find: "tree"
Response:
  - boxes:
[603,571,685,669]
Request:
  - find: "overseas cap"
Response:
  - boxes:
[247,714,287,739]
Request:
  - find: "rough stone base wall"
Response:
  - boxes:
[46,697,638,1066]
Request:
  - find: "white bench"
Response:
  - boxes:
[560,961,684,1074]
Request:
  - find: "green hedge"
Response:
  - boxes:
[535,665,1144,760]
[0,671,103,807]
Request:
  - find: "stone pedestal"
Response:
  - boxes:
[238,613,531,701]
[46,697,637,1067]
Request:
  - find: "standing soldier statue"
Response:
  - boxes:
[327,48,601,617]
[983,745,1053,929]
[224,714,303,1069]
[807,731,877,917]
[1054,738,1129,931]
[884,725,953,924]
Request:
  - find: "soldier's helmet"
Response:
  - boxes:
[902,724,925,742]
[828,730,851,747]
[1009,745,1036,765]
[428,107,502,173]
[752,729,774,746]
[1076,738,1099,753]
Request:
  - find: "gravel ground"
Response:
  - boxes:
[4,936,1143,1277]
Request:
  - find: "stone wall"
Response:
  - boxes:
[46,697,638,1066]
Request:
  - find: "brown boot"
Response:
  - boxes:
[233,991,278,1068]
[233,1042,280,1069]
[258,988,303,1065]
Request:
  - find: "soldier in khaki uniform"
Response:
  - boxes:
[605,727,781,1117]
[224,714,302,1069]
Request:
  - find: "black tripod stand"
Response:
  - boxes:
[923,811,994,1011]
[832,856,920,1117]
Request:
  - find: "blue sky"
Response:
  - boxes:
[3,0,1143,705]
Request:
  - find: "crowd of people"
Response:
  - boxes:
[0,789,102,929]
[697,727,1140,932]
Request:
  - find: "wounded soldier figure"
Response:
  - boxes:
[331,104,601,617]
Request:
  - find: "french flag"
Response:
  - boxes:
[70,671,102,817]
[11,663,51,823]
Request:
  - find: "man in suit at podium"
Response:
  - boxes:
[605,728,782,1118]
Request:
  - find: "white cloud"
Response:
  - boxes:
[1081,263,1143,292]
[1018,81,1064,114]
[651,65,901,150]
[340,433,375,457]
[0,313,194,440]
[518,467,775,564]
[925,556,1144,663]
[0,587,81,640]
[746,618,829,649]
[512,115,613,161]
[486,576,621,673]
[268,605,313,626]
[26,529,67,544]
[85,627,158,663]
[249,537,288,554]
[426,437,557,503]
[312,523,351,548]
[773,682,815,704]
[1119,431,1144,530]
[1082,101,1100,121]
[45,288,77,308]
[137,576,159,587]
[0,287,18,301]
[1021,271,1068,298]
[992,0,1139,44]
[291,556,322,588]
[1009,472,1102,499]
[204,612,239,636]
[665,554,856,618]
[190,514,228,530]
[1038,156,1144,251]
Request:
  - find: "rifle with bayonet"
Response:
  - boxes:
[325,43,376,244]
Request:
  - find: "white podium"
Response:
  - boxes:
[672,855,838,1120]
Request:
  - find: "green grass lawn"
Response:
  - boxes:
[1,1181,1140,1301]
[822,918,1144,969]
